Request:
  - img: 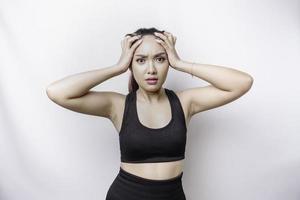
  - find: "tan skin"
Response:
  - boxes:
[46,31,253,180]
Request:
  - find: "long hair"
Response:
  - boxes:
[125,27,165,93]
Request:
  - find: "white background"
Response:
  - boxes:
[1,0,299,199]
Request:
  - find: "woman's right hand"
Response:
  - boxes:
[116,34,143,73]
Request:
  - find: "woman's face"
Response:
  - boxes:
[131,35,169,92]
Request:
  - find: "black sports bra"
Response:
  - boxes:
[119,88,187,163]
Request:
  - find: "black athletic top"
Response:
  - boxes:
[119,88,187,163]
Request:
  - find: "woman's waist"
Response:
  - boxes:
[120,159,184,180]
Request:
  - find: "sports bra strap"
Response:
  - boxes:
[119,93,131,134]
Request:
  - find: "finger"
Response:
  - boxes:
[122,36,130,43]
[127,35,141,42]
[155,32,174,47]
[155,38,168,49]
[121,37,128,48]
[163,31,173,37]
[157,35,173,49]
[171,36,176,44]
[126,35,141,47]
[154,32,168,41]
[163,32,176,43]
[123,35,131,43]
[130,38,143,50]
[163,31,173,38]
[122,36,130,46]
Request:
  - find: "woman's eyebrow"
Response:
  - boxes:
[135,52,166,57]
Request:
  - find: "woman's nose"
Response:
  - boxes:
[147,61,157,73]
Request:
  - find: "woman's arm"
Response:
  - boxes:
[174,60,254,117]
[46,65,124,100]
[153,31,254,117]
[153,31,253,117]
[46,65,125,119]
[46,34,143,119]
[175,60,253,92]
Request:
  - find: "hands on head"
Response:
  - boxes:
[116,31,181,73]
[116,34,144,72]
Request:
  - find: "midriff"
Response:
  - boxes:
[120,159,184,180]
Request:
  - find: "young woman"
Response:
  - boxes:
[46,27,253,200]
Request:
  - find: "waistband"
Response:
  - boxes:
[118,167,183,185]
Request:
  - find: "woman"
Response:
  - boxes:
[46,27,253,200]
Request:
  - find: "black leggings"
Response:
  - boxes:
[105,167,186,200]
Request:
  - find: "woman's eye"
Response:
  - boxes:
[136,59,144,63]
[156,57,165,62]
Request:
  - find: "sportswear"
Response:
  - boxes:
[119,88,187,163]
[105,167,186,200]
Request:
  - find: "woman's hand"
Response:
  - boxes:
[116,35,143,72]
[154,31,181,69]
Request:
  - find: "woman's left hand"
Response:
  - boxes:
[154,31,181,69]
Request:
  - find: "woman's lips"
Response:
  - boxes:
[146,78,158,85]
